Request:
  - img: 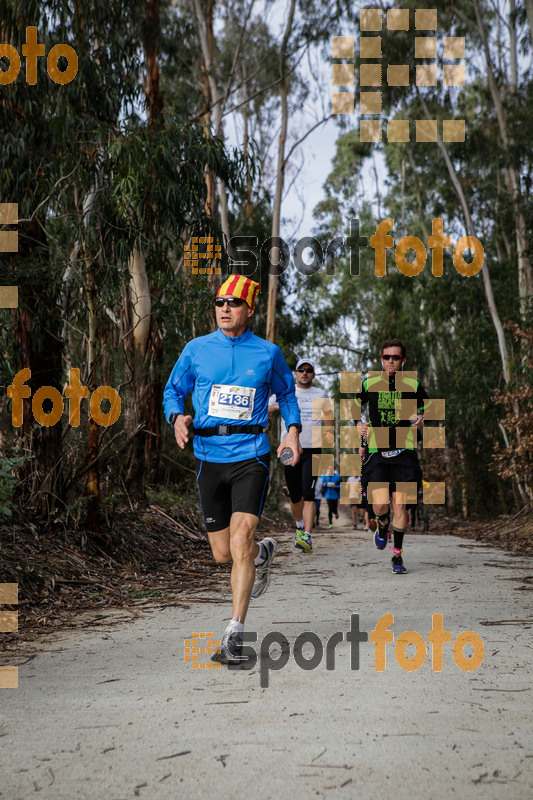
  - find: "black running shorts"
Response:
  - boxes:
[195,454,270,532]
[361,450,422,496]
[284,448,319,503]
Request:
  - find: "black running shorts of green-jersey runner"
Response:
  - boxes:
[361,449,423,495]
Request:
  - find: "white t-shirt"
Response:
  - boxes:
[346,475,361,502]
[269,384,330,449]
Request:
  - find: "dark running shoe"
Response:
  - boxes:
[374,520,388,550]
[391,554,407,574]
[211,628,247,665]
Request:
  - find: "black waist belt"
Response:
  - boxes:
[193,425,266,437]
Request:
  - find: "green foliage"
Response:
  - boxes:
[303,0,533,514]
[0,455,32,517]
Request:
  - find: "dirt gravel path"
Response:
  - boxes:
[2,513,532,799]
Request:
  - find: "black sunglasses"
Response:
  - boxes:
[382,355,402,361]
[296,367,314,374]
[215,297,246,308]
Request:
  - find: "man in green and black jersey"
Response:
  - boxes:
[355,339,428,574]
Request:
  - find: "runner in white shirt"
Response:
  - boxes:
[346,472,366,529]
[269,358,333,553]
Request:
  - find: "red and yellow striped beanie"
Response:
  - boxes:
[217,274,260,311]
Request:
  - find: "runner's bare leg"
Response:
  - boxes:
[290,498,304,524]
[228,512,260,622]
[391,491,407,529]
[208,515,260,623]
[303,500,315,532]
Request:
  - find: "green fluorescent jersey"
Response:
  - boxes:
[355,372,430,453]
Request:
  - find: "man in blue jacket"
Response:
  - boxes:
[321,465,341,528]
[164,274,302,665]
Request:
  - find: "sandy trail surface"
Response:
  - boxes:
[2,514,532,799]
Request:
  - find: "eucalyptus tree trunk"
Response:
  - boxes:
[242,81,253,226]
[266,0,297,343]
[128,245,151,357]
[509,0,518,90]
[472,0,532,317]
[194,0,230,270]
[85,261,100,529]
[145,0,164,122]
[81,160,103,529]
[121,0,166,489]
[458,441,469,520]
[525,0,533,46]
[11,221,63,516]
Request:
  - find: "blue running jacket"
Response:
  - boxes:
[164,327,301,463]
[322,472,341,500]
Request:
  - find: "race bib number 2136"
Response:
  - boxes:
[209,384,256,420]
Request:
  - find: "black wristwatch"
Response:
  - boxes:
[287,423,302,433]
[168,412,179,426]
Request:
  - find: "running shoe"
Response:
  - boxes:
[374,520,388,550]
[251,537,277,598]
[328,523,333,530]
[391,554,407,574]
[335,513,339,519]
[211,627,247,664]
[368,519,377,532]
[294,530,313,553]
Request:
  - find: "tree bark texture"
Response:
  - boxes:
[473,0,532,315]
[266,0,297,343]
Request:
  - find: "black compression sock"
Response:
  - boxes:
[392,526,406,550]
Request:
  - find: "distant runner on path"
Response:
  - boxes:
[321,464,341,529]
[356,338,428,574]
[269,358,333,554]
[346,470,366,529]
[164,275,302,665]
